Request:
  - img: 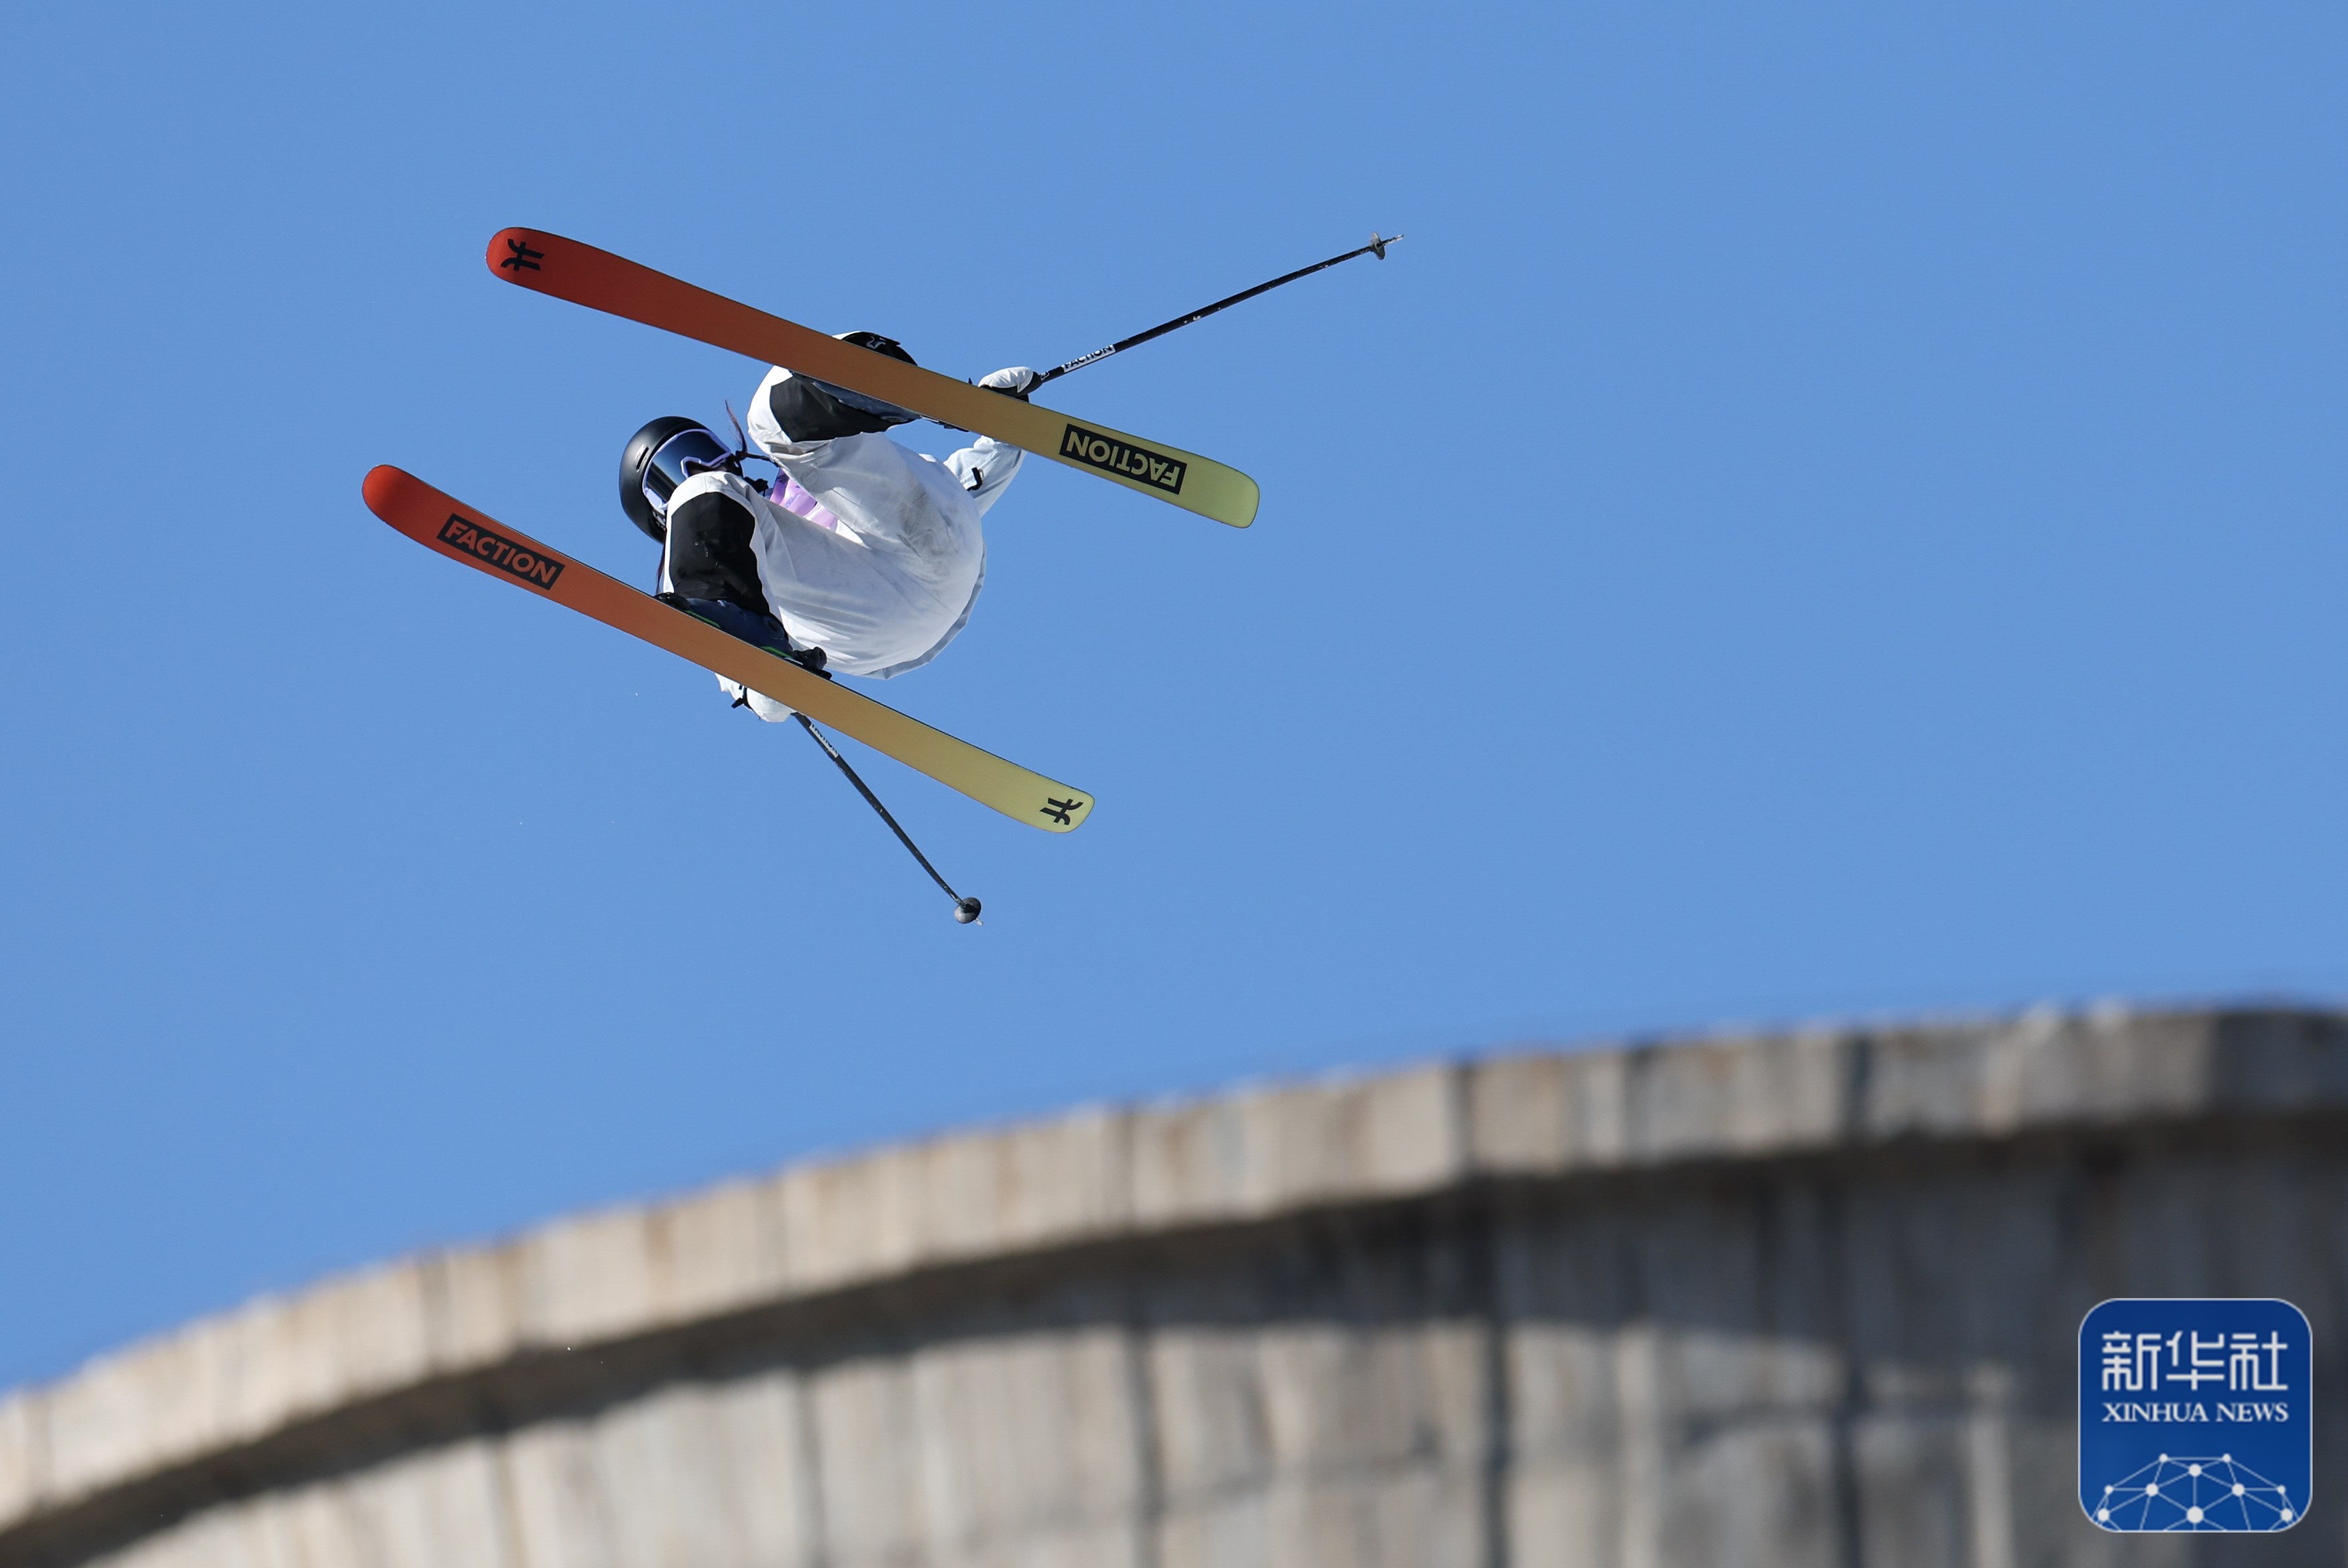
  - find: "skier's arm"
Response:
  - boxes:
[945,436,1024,515]
[945,368,1036,515]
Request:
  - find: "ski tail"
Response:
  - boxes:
[485,227,1260,529]
[486,229,764,361]
[360,465,1093,833]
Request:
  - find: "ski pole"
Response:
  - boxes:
[1033,231,1404,386]
[793,713,983,923]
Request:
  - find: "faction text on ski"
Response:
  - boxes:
[1059,424,1187,495]
[439,515,566,591]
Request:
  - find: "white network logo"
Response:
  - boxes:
[2093,1453,2296,1531]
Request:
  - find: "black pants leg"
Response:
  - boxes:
[665,490,767,615]
[766,372,913,442]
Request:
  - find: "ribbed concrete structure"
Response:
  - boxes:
[3,1007,2344,1567]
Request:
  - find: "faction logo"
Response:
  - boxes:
[439,515,565,591]
[1059,424,1187,495]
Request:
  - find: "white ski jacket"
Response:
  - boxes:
[664,365,1023,719]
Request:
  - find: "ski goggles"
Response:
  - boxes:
[641,425,735,519]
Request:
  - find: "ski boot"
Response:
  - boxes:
[657,594,829,676]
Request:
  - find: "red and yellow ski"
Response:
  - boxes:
[485,227,1260,529]
[361,466,1093,833]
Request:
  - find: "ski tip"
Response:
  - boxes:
[1229,477,1261,529]
[486,228,551,284]
[361,464,415,521]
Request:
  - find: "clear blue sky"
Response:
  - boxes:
[3,3,2341,1391]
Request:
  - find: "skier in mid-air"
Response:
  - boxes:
[366,225,1397,916]
[618,336,1041,721]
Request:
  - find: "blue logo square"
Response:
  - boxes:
[2079,1298,2311,1531]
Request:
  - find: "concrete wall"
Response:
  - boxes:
[3,1006,2343,1567]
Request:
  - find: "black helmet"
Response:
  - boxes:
[619,417,733,543]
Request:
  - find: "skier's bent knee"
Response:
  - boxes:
[664,489,765,615]
[762,333,922,443]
